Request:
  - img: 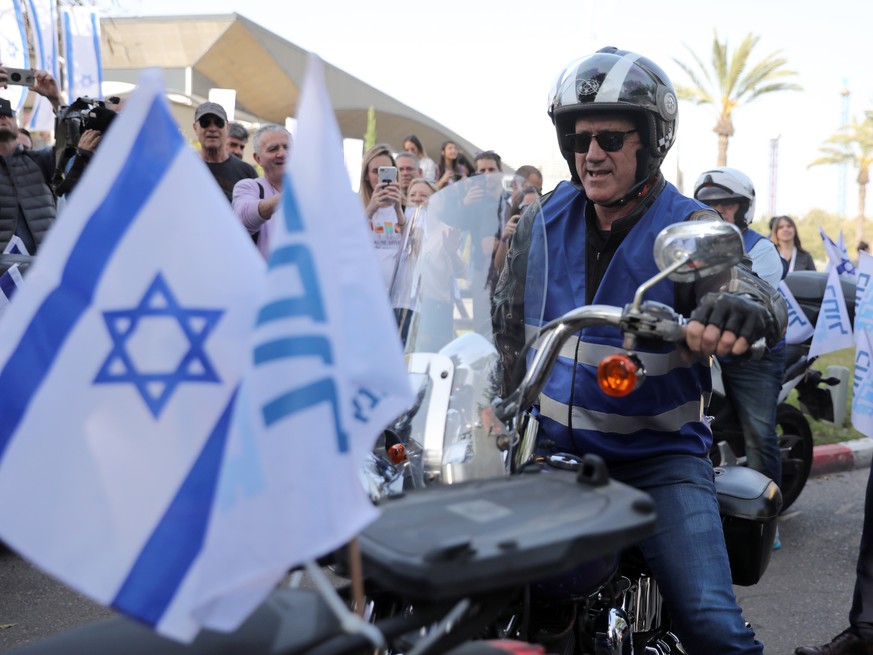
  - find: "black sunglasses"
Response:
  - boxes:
[198,115,225,129]
[563,129,637,154]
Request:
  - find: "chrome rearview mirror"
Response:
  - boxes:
[653,220,744,282]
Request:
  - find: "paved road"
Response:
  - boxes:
[0,467,868,653]
[738,466,868,654]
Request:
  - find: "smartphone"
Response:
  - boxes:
[378,166,397,186]
[5,67,34,87]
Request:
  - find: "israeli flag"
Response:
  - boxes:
[0,0,30,114]
[0,70,264,640]
[777,280,815,345]
[808,266,855,359]
[164,54,416,636]
[61,5,102,102]
[820,227,857,280]
[26,0,59,131]
[852,328,873,440]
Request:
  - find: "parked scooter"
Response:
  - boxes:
[8,177,781,655]
[707,270,855,511]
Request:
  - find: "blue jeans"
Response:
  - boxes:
[720,347,786,487]
[609,454,764,655]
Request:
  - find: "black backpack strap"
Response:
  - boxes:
[257,182,264,200]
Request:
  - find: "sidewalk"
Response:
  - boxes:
[810,438,873,477]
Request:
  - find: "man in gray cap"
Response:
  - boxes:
[193,101,256,202]
[0,66,62,257]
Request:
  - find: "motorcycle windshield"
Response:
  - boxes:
[386,173,547,484]
[390,173,547,355]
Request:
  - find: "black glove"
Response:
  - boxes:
[689,292,776,344]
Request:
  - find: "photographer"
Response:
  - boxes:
[0,65,62,256]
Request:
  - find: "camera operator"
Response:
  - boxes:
[0,65,62,256]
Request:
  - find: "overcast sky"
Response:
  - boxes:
[112,0,873,222]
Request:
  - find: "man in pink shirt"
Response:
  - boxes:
[232,124,291,257]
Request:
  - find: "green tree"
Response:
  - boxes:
[673,31,801,166]
[809,111,873,245]
[364,106,377,151]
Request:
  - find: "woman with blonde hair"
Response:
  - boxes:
[770,215,815,272]
[359,143,406,289]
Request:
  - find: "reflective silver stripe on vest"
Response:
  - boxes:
[539,395,704,435]
[524,324,710,375]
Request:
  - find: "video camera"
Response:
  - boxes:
[51,96,119,197]
[55,96,117,150]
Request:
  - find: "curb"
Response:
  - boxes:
[810,439,873,477]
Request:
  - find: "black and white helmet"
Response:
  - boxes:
[693,167,756,228]
[547,46,679,186]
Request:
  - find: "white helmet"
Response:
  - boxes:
[693,167,756,228]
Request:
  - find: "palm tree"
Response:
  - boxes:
[673,31,801,166]
[809,112,873,244]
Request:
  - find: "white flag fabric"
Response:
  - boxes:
[26,0,59,131]
[165,53,416,637]
[854,252,873,394]
[777,280,815,346]
[853,328,873,439]
[61,6,102,102]
[0,262,23,322]
[820,227,857,280]
[0,70,264,640]
[808,265,855,359]
[0,0,30,114]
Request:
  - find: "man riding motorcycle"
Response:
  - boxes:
[492,47,787,654]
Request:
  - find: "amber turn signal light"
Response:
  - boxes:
[387,443,407,465]
[597,354,642,397]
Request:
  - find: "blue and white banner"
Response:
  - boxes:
[0,0,30,114]
[0,262,23,323]
[854,252,873,394]
[777,280,815,345]
[852,328,873,440]
[820,227,857,280]
[61,5,102,103]
[168,53,415,635]
[0,70,265,641]
[26,0,59,131]
[808,265,855,359]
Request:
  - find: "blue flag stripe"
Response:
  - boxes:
[0,98,184,461]
[111,389,237,625]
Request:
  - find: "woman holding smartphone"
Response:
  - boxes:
[359,143,406,289]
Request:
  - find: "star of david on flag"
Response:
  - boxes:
[820,227,857,280]
[94,273,222,418]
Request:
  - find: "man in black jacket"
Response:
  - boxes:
[0,67,62,256]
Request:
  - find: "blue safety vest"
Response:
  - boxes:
[526,181,713,465]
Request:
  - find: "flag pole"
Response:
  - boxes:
[348,537,366,617]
